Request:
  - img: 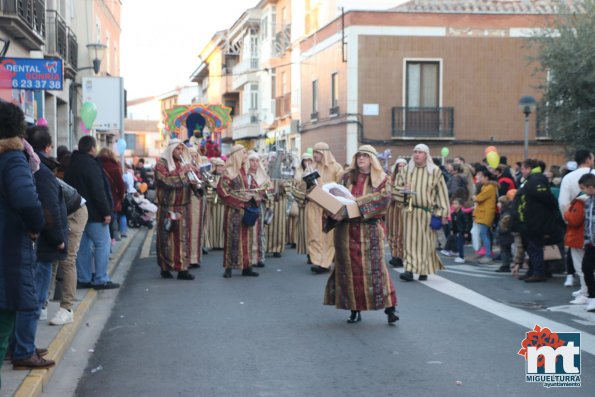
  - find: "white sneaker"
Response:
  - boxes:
[49,308,73,325]
[440,250,451,257]
[570,295,588,305]
[454,257,465,264]
[586,298,595,312]
[449,251,458,256]
[564,274,575,287]
[39,307,47,320]
[572,288,587,297]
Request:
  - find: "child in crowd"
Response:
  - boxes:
[495,196,514,272]
[578,173,595,312]
[450,198,470,263]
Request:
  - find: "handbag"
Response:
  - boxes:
[543,244,562,261]
[289,201,299,217]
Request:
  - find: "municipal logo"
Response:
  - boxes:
[518,325,581,388]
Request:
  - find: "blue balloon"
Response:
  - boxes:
[116,138,127,155]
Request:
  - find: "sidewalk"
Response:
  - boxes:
[0,227,147,397]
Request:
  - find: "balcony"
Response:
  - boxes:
[0,0,46,50]
[329,105,340,116]
[391,107,454,138]
[272,25,291,57]
[275,93,291,118]
[231,112,260,140]
[231,57,259,90]
[66,28,77,73]
[46,10,77,79]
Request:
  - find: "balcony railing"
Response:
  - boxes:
[67,28,77,69]
[46,10,66,59]
[272,25,291,57]
[0,0,46,49]
[391,107,454,138]
[329,105,340,116]
[310,111,319,121]
[275,93,291,118]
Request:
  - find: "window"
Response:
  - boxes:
[406,61,439,108]
[250,84,259,111]
[282,71,287,95]
[311,80,318,119]
[261,16,268,39]
[330,72,339,114]
[271,70,276,115]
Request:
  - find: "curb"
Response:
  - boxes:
[12,228,147,397]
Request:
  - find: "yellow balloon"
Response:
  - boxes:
[486,151,500,168]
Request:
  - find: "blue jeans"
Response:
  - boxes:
[76,222,111,285]
[119,213,127,236]
[455,232,465,259]
[479,223,492,258]
[12,261,52,361]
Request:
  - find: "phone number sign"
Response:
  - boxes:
[0,57,64,91]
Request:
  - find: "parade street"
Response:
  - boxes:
[35,229,594,397]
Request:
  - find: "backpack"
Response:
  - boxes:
[56,178,82,215]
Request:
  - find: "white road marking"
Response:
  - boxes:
[417,273,595,356]
[140,228,154,259]
[547,304,595,326]
[441,269,502,279]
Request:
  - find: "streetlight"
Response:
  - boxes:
[78,42,107,74]
[518,95,536,160]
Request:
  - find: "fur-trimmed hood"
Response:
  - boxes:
[0,137,24,154]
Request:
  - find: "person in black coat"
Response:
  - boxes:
[514,159,562,282]
[9,126,68,370]
[0,103,47,376]
[64,136,119,290]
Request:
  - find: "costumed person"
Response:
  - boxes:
[205,157,226,249]
[246,152,268,267]
[154,139,197,280]
[396,144,449,281]
[323,145,398,324]
[293,152,313,257]
[217,145,262,278]
[306,142,343,274]
[186,113,206,153]
[386,158,408,268]
[265,151,291,258]
[187,146,206,268]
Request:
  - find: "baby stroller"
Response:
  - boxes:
[122,193,154,229]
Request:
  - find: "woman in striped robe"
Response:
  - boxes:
[187,147,205,268]
[293,153,313,257]
[155,139,196,280]
[205,158,225,249]
[386,158,408,267]
[395,144,450,282]
[217,145,262,278]
[323,145,398,324]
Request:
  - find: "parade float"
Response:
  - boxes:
[162,104,232,157]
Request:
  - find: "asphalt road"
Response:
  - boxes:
[64,234,594,397]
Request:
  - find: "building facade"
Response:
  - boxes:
[299,1,564,165]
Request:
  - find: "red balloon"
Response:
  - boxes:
[485,146,497,156]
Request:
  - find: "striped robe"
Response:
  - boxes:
[292,179,308,255]
[189,193,205,265]
[323,173,397,311]
[265,180,289,254]
[205,179,225,249]
[395,165,450,275]
[306,162,343,268]
[217,168,262,269]
[155,159,192,272]
[386,176,404,259]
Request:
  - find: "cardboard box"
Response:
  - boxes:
[307,186,361,219]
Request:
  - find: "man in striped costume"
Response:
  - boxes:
[395,144,449,281]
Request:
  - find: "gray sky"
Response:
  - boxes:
[121,0,253,100]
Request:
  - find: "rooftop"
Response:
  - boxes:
[393,0,577,14]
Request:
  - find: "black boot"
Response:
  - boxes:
[347,310,361,323]
[242,267,259,277]
[223,268,232,278]
[307,255,313,265]
[254,261,265,268]
[202,248,208,255]
[312,265,329,274]
[418,275,428,281]
[384,307,399,324]
[389,257,403,268]
[399,271,414,282]
[189,263,200,269]
[273,253,282,258]
[495,265,511,273]
[177,271,195,280]
[160,270,173,279]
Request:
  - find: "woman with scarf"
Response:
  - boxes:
[155,139,197,280]
[307,142,343,274]
[217,145,262,278]
[386,158,408,268]
[293,152,313,258]
[205,157,226,250]
[323,145,398,324]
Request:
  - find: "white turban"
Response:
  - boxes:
[407,143,436,174]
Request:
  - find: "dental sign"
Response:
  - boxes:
[0,58,64,90]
